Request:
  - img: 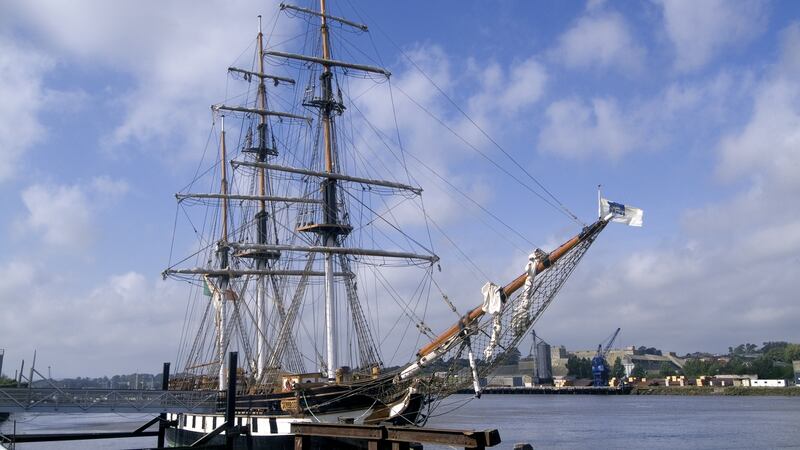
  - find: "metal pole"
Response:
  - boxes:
[157,362,170,448]
[226,352,238,450]
[597,184,602,219]
[218,115,229,392]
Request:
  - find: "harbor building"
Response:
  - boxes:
[794,360,800,385]
[551,346,570,377]
[750,379,788,387]
[572,346,685,376]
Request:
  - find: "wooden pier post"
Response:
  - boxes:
[225,352,238,450]
[157,362,170,448]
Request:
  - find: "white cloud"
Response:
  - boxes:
[468,57,548,117]
[0,36,53,182]
[0,269,187,376]
[538,97,639,159]
[19,176,129,249]
[91,175,130,198]
[538,69,753,160]
[0,260,36,299]
[537,23,800,354]
[552,11,645,73]
[21,183,93,248]
[6,0,291,158]
[656,0,768,72]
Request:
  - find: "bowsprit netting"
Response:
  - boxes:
[388,220,608,404]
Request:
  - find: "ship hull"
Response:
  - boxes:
[166,389,426,449]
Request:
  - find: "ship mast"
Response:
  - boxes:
[255,14,269,381]
[217,115,230,390]
[319,0,339,379]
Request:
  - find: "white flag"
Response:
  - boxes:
[600,198,643,227]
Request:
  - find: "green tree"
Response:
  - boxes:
[721,357,747,375]
[783,344,800,363]
[612,357,625,380]
[566,356,593,379]
[683,358,721,377]
[658,361,675,377]
[631,364,646,378]
[566,356,580,377]
[505,347,522,366]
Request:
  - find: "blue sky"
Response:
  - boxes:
[1,0,799,377]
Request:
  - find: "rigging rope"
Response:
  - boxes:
[348,4,584,226]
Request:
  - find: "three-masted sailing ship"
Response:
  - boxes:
[161,1,613,447]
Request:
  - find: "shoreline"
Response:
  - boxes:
[633,386,800,396]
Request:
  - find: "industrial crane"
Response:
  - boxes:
[591,327,621,387]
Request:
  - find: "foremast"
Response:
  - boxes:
[216,115,230,390]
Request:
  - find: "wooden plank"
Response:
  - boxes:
[291,423,385,439]
[386,427,481,446]
[386,427,501,447]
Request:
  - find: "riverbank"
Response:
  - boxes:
[633,386,800,396]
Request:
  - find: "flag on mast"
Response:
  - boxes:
[600,198,643,227]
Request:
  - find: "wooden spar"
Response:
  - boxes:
[164,268,355,278]
[176,193,322,204]
[229,242,439,262]
[280,3,369,31]
[416,218,607,358]
[264,51,390,77]
[257,20,267,212]
[213,105,311,122]
[231,160,422,194]
[219,117,229,243]
[227,67,295,85]
[320,0,333,175]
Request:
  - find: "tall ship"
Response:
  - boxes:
[161,1,617,447]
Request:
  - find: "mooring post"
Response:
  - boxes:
[156,362,170,448]
[226,351,238,450]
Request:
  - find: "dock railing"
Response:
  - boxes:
[0,387,217,413]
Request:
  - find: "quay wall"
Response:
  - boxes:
[633,386,800,396]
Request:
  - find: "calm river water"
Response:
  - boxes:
[3,394,800,449]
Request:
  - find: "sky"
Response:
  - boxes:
[1,0,800,378]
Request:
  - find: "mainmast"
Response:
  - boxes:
[254,14,269,382]
[319,0,339,379]
[273,1,392,378]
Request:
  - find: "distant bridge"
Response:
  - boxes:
[0,388,218,414]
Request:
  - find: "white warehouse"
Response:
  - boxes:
[750,379,787,387]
